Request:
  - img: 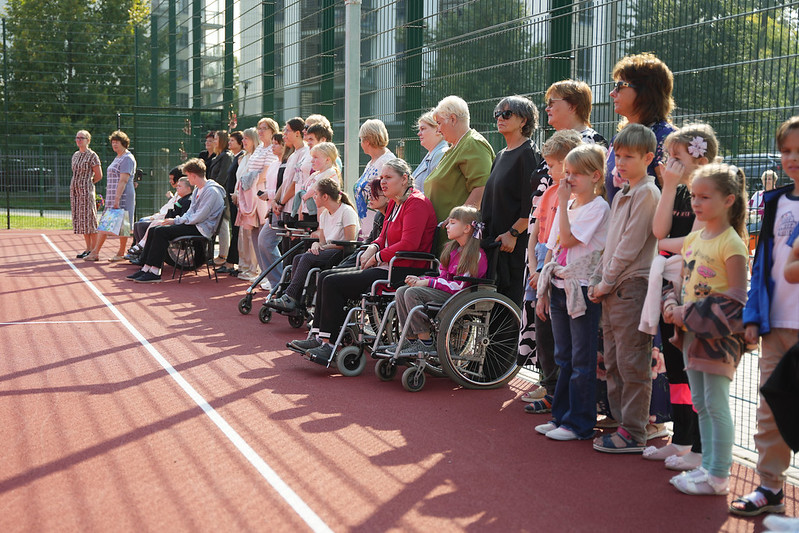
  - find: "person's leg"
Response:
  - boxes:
[601,302,622,425]
[609,278,652,444]
[141,225,202,271]
[238,227,255,277]
[401,286,449,339]
[83,233,93,251]
[534,312,557,395]
[548,287,572,429]
[217,213,230,259]
[701,371,733,479]
[116,236,128,257]
[754,328,796,489]
[394,285,411,327]
[257,223,284,288]
[87,233,107,259]
[284,249,339,301]
[316,268,387,340]
[250,225,264,271]
[562,287,600,438]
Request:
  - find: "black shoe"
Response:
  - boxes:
[130,257,144,266]
[134,272,162,283]
[290,337,322,351]
[228,269,240,277]
[126,270,146,281]
[76,250,90,259]
[306,343,333,365]
[215,265,232,274]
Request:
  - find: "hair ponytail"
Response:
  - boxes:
[440,206,482,276]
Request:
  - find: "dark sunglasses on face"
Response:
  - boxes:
[613,80,636,92]
[494,109,514,120]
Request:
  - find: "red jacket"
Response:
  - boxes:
[374,190,437,268]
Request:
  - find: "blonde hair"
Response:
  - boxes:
[310,142,342,183]
[691,163,748,239]
[664,123,719,163]
[441,205,482,277]
[565,144,607,198]
[305,114,332,129]
[434,95,470,127]
[77,130,92,143]
[542,129,582,160]
[242,127,259,153]
[417,110,438,129]
[257,117,280,134]
[359,119,389,148]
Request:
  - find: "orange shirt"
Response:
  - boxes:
[532,182,560,244]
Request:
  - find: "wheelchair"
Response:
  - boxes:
[287,251,440,377]
[372,242,522,392]
[236,219,318,324]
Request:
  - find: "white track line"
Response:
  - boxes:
[42,235,332,533]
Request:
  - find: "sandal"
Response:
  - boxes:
[592,428,645,454]
[524,395,553,414]
[520,387,548,402]
[672,472,729,496]
[729,487,785,517]
[664,452,702,471]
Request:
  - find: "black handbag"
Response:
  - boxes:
[760,337,799,452]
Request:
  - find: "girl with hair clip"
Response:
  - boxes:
[297,142,341,222]
[534,144,610,441]
[391,205,488,356]
[641,124,719,470]
[663,163,749,496]
[271,177,359,310]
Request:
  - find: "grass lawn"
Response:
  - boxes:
[1,214,72,230]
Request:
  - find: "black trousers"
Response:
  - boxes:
[228,199,239,265]
[495,241,526,308]
[142,224,202,269]
[315,267,388,337]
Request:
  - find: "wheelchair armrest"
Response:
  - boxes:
[424,271,439,277]
[330,240,364,247]
[453,275,494,285]
[295,220,319,230]
[394,251,437,260]
[299,237,319,243]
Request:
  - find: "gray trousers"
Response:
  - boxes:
[395,285,451,336]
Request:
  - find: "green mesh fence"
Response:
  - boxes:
[3,0,799,464]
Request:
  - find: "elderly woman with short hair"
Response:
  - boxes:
[71,129,103,258]
[411,110,448,195]
[481,95,542,306]
[85,130,136,262]
[424,96,494,226]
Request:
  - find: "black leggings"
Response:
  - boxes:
[314,267,388,338]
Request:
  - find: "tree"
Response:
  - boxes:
[626,0,799,154]
[2,0,147,152]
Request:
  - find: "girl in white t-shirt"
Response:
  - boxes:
[298,142,341,221]
[273,177,359,310]
[534,144,610,441]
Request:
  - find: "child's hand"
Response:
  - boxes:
[591,281,610,302]
[660,158,685,189]
[528,271,539,289]
[744,324,760,346]
[405,275,419,286]
[535,296,549,321]
[557,178,572,205]
[670,305,685,328]
[587,285,598,303]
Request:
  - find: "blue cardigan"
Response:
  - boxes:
[743,184,796,334]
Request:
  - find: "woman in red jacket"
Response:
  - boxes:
[290,158,438,364]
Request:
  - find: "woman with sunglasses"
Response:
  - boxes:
[481,95,543,307]
[605,52,677,202]
[424,96,494,247]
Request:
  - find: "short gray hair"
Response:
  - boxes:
[434,95,470,127]
[494,95,539,138]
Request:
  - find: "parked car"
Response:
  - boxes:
[0,157,55,192]
[723,153,783,192]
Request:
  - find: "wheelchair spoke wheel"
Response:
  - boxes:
[436,292,521,389]
[401,366,426,392]
[374,358,397,381]
[336,346,366,377]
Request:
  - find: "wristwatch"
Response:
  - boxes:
[509,228,520,238]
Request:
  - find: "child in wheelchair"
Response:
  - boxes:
[270,177,359,311]
[386,205,488,356]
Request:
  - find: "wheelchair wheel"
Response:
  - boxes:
[238,296,252,315]
[374,358,397,381]
[435,290,522,389]
[288,315,305,329]
[340,326,359,347]
[401,367,426,392]
[336,346,366,377]
[259,307,272,324]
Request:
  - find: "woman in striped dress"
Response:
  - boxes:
[70,130,102,258]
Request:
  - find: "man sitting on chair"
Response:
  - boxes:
[128,158,226,283]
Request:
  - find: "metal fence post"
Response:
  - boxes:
[38,136,44,217]
[343,0,362,194]
[3,18,10,229]
[548,0,573,87]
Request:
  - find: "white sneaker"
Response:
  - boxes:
[260,280,272,291]
[535,422,557,435]
[546,426,578,441]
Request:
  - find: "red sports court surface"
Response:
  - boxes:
[0,230,795,532]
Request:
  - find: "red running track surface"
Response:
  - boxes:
[0,230,794,532]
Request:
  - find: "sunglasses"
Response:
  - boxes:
[613,80,636,92]
[493,110,514,120]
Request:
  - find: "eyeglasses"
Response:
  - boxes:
[494,110,514,120]
[612,80,636,92]
[256,126,268,131]
[546,98,564,107]
[75,136,87,140]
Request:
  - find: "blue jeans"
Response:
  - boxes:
[256,222,283,288]
[549,286,601,439]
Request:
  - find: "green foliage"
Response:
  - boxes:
[2,0,142,154]
[628,0,799,154]
[423,0,546,132]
